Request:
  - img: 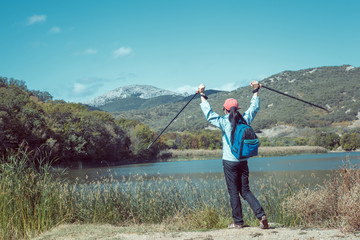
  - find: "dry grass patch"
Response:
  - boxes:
[165,146,327,160]
[283,163,360,232]
[258,146,327,157]
[166,149,222,160]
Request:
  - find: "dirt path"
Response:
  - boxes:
[33,224,360,240]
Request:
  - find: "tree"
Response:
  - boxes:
[43,102,132,166]
[340,133,360,151]
[314,132,340,150]
[0,85,48,156]
[117,118,162,160]
[30,90,53,102]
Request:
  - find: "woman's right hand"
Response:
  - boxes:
[197,83,205,94]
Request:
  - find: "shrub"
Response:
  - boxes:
[340,132,360,151]
[314,132,340,150]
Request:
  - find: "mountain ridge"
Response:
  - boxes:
[86,84,185,107]
[112,65,360,134]
[85,85,223,112]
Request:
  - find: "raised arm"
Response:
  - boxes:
[198,83,227,129]
[243,81,261,125]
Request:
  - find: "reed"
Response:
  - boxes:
[0,149,68,239]
[1,149,358,239]
[283,162,360,232]
[258,146,328,157]
[165,146,328,160]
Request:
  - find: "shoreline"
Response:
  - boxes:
[163,146,329,161]
[53,146,359,170]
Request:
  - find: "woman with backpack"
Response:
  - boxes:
[197,81,268,229]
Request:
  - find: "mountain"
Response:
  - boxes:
[86,84,223,112]
[86,85,184,107]
[113,65,360,134]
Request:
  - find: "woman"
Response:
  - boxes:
[197,81,268,229]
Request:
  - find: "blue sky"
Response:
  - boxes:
[1,0,359,103]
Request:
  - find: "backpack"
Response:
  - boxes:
[225,122,259,159]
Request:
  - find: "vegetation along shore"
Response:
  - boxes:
[163,146,329,160]
[1,149,360,239]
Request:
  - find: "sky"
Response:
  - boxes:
[1,0,360,103]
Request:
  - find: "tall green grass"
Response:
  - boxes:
[1,149,358,239]
[0,149,68,239]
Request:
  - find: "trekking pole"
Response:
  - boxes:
[260,85,329,113]
[147,92,199,149]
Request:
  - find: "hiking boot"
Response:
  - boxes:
[228,223,246,229]
[259,215,269,229]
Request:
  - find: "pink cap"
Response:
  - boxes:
[223,98,239,111]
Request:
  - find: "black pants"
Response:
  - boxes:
[223,160,265,225]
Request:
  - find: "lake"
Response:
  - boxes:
[66,152,360,184]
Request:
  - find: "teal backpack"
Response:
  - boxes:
[225,121,259,159]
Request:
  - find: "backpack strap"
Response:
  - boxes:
[224,121,246,147]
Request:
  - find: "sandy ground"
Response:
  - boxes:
[33,224,360,240]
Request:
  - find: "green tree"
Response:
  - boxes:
[0,85,48,156]
[340,132,360,151]
[43,102,131,166]
[30,90,53,102]
[314,132,340,150]
[117,118,162,160]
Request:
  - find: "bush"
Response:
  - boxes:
[314,132,340,150]
[340,132,360,151]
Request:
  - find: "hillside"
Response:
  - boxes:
[113,65,360,134]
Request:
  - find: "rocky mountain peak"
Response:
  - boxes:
[86,84,184,107]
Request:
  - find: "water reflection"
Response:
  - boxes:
[65,152,359,185]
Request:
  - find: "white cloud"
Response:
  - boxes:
[83,48,97,55]
[71,77,104,97]
[175,82,240,95]
[28,15,47,25]
[113,47,132,58]
[72,83,87,95]
[49,26,61,33]
[216,82,240,91]
[175,85,197,95]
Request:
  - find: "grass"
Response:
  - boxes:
[0,149,68,239]
[0,148,359,239]
[257,146,328,156]
[284,161,360,232]
[164,146,328,160]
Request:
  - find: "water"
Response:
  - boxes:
[66,152,360,183]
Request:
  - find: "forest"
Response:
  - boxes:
[0,77,164,167]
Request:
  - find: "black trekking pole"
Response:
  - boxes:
[147,92,199,149]
[260,85,329,113]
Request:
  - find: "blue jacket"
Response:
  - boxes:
[200,95,260,162]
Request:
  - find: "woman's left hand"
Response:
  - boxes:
[250,81,260,89]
